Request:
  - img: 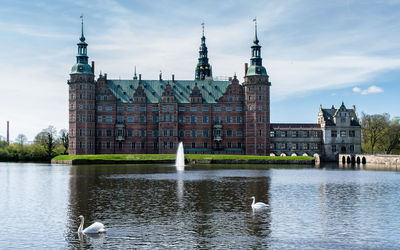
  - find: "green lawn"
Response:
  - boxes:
[53,154,314,161]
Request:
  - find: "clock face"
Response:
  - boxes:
[78,66,83,71]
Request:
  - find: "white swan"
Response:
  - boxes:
[251,196,268,209]
[78,215,106,234]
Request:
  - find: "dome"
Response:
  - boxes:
[246,65,268,77]
[70,63,93,75]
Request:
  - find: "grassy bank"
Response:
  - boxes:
[52,154,314,164]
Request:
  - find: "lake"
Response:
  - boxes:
[0,162,399,249]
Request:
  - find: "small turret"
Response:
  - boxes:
[71,16,93,75]
[195,22,212,80]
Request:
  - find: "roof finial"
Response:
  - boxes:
[80,14,85,42]
[133,66,137,80]
[253,17,258,44]
[201,21,205,37]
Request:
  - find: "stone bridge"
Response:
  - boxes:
[339,154,400,166]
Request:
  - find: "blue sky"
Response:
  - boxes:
[0,0,399,141]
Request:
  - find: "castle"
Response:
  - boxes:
[68,20,361,161]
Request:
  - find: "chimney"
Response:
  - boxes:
[139,74,142,84]
[244,63,248,76]
[6,121,9,145]
[172,74,175,82]
[91,61,95,74]
[352,105,356,111]
[104,73,107,80]
[159,71,162,81]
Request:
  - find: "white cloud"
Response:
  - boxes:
[353,87,361,93]
[361,85,384,95]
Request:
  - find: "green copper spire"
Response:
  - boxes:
[71,15,93,75]
[195,22,212,80]
[246,18,268,77]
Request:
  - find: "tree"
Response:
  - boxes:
[34,126,58,159]
[15,134,27,146]
[59,129,69,154]
[361,113,390,154]
[378,118,400,154]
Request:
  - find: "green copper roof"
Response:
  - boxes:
[246,65,268,76]
[106,79,231,104]
[71,63,93,75]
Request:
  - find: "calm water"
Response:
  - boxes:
[1,162,400,249]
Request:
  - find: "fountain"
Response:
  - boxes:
[175,142,185,171]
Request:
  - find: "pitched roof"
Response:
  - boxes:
[321,108,360,126]
[106,79,231,104]
[270,123,321,130]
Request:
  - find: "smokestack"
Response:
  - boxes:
[244,63,248,76]
[7,121,9,145]
[91,61,95,74]
[172,74,175,82]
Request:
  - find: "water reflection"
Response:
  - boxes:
[66,164,272,248]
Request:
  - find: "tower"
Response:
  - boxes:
[195,22,212,80]
[243,19,271,155]
[68,17,96,155]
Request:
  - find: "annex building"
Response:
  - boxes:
[68,21,361,161]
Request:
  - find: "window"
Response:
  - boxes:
[203,116,209,123]
[79,104,83,110]
[237,116,242,123]
[259,130,262,136]
[163,129,168,136]
[79,85,83,90]
[140,106,146,112]
[152,115,159,123]
[162,105,168,111]
[97,129,102,136]
[169,142,174,149]
[191,142,196,148]
[227,142,232,148]
[97,142,102,149]
[292,131,298,137]
[169,114,174,122]
[190,106,197,112]
[203,130,209,137]
[169,129,173,136]
[140,115,146,123]
[103,96,108,101]
[117,106,124,112]
[141,142,145,149]
[258,96,262,101]
[79,129,82,136]
[202,106,209,112]
[349,130,355,137]
[106,115,112,123]
[179,106,185,112]
[226,116,232,123]
[236,106,242,112]
[215,115,221,123]
[117,115,124,123]
[191,129,196,137]
[236,129,243,137]
[179,130,185,137]
[179,115,184,123]
[313,131,320,138]
[303,131,309,137]
[154,142,158,149]
[332,145,336,152]
[152,106,158,112]
[117,129,123,136]
[227,130,232,137]
[169,105,174,111]
[191,116,197,123]
[128,106,134,111]
[106,106,112,111]
[153,130,158,137]
[258,105,262,111]
[215,106,221,112]
[79,141,83,149]
[350,145,354,153]
[340,131,346,137]
[131,142,136,149]
[292,143,297,150]
[128,130,133,137]
[106,142,111,149]
[204,142,208,148]
[331,130,337,138]
[281,131,287,137]
[128,115,134,123]
[258,115,262,123]
[270,131,275,137]
[79,114,83,122]
[341,118,346,123]
[226,106,232,112]
[238,142,242,148]
[280,143,286,150]
[97,116,103,123]
[140,129,146,137]
[106,129,112,136]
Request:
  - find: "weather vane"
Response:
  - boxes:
[201,21,205,36]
